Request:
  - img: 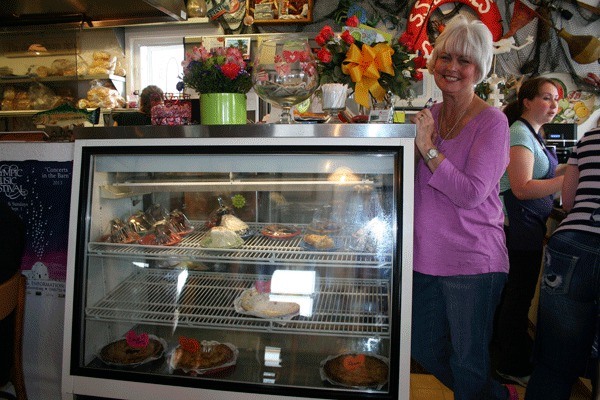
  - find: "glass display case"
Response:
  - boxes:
[61,123,415,400]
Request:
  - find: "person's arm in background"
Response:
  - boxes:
[560,164,579,212]
[506,145,564,200]
[555,163,568,176]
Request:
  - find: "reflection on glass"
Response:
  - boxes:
[327,166,361,183]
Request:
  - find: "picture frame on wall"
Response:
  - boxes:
[245,0,313,24]
[224,37,251,60]
[201,36,225,50]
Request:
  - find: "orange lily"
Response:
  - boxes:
[342,42,395,108]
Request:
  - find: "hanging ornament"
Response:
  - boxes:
[402,0,503,55]
[502,0,537,39]
[486,74,506,108]
[532,6,600,64]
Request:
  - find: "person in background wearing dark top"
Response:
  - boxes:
[525,126,600,400]
[113,85,164,126]
[493,77,565,387]
[0,199,26,392]
[410,16,516,400]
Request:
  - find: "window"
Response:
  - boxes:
[139,44,183,94]
[124,24,218,97]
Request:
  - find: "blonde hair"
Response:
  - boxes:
[426,15,494,84]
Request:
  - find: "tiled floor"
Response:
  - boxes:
[410,374,525,400]
[410,373,591,400]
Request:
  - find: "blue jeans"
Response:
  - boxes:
[526,230,600,400]
[412,272,509,400]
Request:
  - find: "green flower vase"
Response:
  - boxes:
[200,93,247,125]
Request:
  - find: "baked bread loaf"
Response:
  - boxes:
[99,337,164,366]
[239,288,300,318]
[303,234,334,250]
[323,353,389,388]
[170,341,235,372]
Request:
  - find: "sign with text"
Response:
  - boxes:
[0,160,72,283]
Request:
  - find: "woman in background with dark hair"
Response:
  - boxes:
[493,77,565,386]
[113,85,163,126]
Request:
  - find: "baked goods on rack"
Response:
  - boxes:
[307,220,341,235]
[235,287,300,319]
[99,332,166,367]
[321,353,389,389]
[206,197,236,228]
[303,234,335,250]
[199,226,244,249]
[169,337,238,375]
[168,209,194,236]
[220,214,249,235]
[103,218,140,244]
[137,222,182,246]
[261,224,301,239]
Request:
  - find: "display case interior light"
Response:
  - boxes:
[270,270,316,317]
[270,270,315,295]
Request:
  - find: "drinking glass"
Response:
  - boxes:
[252,37,319,123]
[321,83,348,123]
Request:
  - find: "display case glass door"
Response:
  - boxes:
[64,134,413,400]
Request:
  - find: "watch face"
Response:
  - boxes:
[428,149,438,158]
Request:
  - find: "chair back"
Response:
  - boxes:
[0,273,25,320]
[0,272,27,400]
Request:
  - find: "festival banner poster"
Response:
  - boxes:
[0,160,72,287]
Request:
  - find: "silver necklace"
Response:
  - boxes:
[438,97,472,143]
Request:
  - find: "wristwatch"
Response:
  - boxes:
[424,148,439,163]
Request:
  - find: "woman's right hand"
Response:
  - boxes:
[411,108,436,158]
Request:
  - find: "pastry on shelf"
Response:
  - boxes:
[102,218,140,244]
[127,211,153,236]
[219,214,251,237]
[168,209,194,236]
[260,223,301,239]
[205,196,236,228]
[321,353,389,389]
[144,203,170,226]
[302,234,335,250]
[169,337,238,376]
[308,205,342,234]
[138,222,181,246]
[199,226,244,249]
[234,287,300,319]
[99,331,166,368]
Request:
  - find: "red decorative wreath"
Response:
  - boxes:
[402,0,503,56]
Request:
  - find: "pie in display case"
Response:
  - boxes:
[61,124,415,400]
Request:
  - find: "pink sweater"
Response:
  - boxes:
[413,105,510,276]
